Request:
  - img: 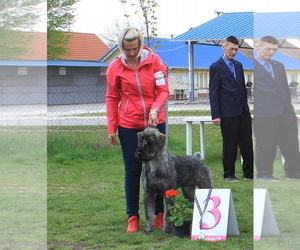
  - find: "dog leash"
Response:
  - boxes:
[194,189,212,240]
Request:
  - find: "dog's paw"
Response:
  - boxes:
[162,227,172,234]
[143,228,153,234]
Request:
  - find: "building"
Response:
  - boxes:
[173,11,300,101]
[0,32,110,106]
[47,32,109,104]
[101,36,300,101]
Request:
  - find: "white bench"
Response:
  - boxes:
[182,115,300,161]
[182,116,213,159]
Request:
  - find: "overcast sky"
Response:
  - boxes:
[69,0,299,37]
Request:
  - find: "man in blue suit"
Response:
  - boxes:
[209,35,253,182]
[254,35,300,181]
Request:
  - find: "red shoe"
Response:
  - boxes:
[153,213,164,229]
[126,215,140,233]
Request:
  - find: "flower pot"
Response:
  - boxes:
[173,221,191,238]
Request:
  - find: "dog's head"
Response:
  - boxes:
[135,127,166,160]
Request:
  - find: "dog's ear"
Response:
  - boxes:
[136,131,142,140]
[155,132,166,149]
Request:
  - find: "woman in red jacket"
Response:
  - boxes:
[106,27,169,233]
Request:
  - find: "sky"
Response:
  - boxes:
[69,0,299,38]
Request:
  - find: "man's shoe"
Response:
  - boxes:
[244,175,253,180]
[286,173,300,180]
[224,176,239,182]
[153,213,164,229]
[287,177,300,180]
[126,215,140,233]
[287,176,300,180]
[257,176,279,182]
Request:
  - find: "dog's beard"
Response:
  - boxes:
[135,150,156,160]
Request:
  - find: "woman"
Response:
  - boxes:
[106,27,169,232]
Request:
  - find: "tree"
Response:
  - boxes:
[98,19,126,48]
[47,0,80,59]
[119,0,159,49]
[99,19,145,48]
[0,0,44,59]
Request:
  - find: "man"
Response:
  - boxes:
[246,79,253,98]
[254,35,300,181]
[209,35,253,182]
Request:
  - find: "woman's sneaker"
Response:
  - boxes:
[153,213,164,229]
[126,215,140,233]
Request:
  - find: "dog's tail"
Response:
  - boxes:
[193,152,202,160]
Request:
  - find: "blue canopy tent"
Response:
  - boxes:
[172,12,300,102]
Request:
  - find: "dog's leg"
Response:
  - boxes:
[181,186,196,202]
[197,166,214,189]
[144,189,156,233]
[163,197,173,233]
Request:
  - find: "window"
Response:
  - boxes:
[59,67,66,75]
[199,72,208,88]
[18,67,27,75]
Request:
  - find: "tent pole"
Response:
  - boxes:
[188,41,195,102]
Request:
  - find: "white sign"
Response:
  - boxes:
[254,189,280,241]
[191,189,239,241]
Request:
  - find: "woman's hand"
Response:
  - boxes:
[108,133,119,145]
[148,113,158,127]
[148,108,159,127]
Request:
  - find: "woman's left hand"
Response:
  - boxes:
[148,113,158,127]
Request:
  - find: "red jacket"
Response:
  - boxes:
[106,48,169,134]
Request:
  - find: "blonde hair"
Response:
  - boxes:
[118,27,144,58]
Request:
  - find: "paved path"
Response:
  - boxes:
[1,100,300,127]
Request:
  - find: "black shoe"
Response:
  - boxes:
[244,176,253,181]
[257,176,279,182]
[286,176,300,180]
[286,173,300,180]
[224,176,239,182]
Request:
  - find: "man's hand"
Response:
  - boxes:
[212,118,221,126]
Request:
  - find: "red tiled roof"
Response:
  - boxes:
[12,32,109,61]
[0,32,47,60]
[60,32,110,61]
[27,32,47,60]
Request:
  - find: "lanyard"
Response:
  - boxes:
[194,189,212,239]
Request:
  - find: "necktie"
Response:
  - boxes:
[264,62,274,78]
[228,62,236,78]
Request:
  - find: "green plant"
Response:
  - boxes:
[165,189,194,227]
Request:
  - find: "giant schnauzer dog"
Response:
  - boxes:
[135,127,213,233]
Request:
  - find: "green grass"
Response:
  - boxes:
[0,130,47,250]
[0,124,291,249]
[168,110,211,116]
[253,154,300,250]
[47,126,255,249]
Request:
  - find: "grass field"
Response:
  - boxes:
[0,130,47,250]
[46,126,300,249]
[2,124,299,249]
[46,126,252,250]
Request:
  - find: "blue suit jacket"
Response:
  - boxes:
[209,57,249,119]
[253,58,295,118]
